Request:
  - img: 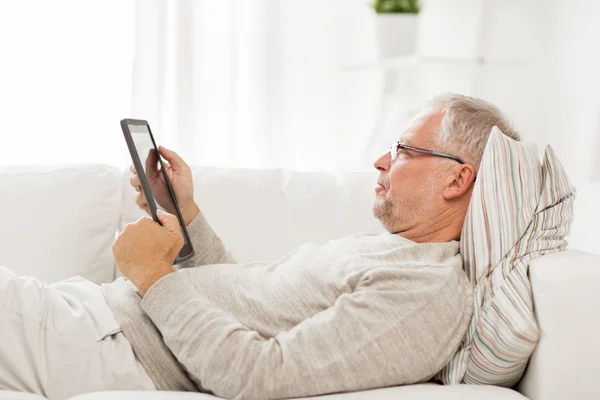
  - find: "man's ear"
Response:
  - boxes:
[442,164,477,200]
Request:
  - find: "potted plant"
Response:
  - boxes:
[372,0,421,59]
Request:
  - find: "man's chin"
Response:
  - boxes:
[371,200,387,222]
[371,199,400,232]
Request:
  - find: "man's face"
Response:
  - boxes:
[372,108,448,234]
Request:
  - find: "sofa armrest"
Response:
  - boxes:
[517,250,600,400]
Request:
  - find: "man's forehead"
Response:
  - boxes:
[399,108,443,146]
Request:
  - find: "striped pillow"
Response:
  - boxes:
[435,127,576,386]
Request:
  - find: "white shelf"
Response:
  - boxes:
[341,54,525,72]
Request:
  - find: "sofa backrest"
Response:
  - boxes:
[0,164,123,283]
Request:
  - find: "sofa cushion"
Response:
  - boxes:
[0,164,123,284]
[67,384,527,400]
[436,127,576,386]
[0,391,47,400]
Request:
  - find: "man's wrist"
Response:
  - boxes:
[137,264,175,296]
[182,203,200,227]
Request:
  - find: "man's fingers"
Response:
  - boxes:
[130,174,142,192]
[156,210,182,240]
[135,192,147,208]
[158,146,188,172]
[130,164,137,174]
[130,174,141,190]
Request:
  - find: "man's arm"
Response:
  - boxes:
[176,208,236,269]
[140,266,473,400]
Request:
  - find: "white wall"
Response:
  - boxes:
[415,0,557,145]
[544,0,600,253]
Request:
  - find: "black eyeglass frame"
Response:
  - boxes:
[391,141,466,165]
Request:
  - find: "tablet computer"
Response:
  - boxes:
[120,118,195,264]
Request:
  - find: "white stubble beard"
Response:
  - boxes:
[371,175,441,233]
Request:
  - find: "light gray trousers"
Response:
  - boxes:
[0,266,156,399]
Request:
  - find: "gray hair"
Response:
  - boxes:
[427,93,521,167]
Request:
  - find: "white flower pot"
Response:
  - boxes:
[375,13,419,59]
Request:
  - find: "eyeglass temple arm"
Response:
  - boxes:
[429,150,465,164]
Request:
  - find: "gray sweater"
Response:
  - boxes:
[101,211,473,400]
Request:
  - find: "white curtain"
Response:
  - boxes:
[131,0,379,171]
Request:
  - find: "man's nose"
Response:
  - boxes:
[373,151,390,172]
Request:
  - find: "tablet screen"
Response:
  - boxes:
[128,123,176,211]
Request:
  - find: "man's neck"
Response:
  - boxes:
[399,206,465,243]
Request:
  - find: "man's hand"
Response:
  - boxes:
[129,146,200,226]
[112,210,183,295]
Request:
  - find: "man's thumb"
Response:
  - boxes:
[156,210,181,237]
[158,146,185,170]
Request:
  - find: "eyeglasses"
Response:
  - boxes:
[390,141,465,164]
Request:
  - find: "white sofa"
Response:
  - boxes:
[0,164,598,400]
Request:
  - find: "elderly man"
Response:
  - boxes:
[0,93,521,399]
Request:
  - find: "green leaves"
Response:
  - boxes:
[372,0,420,14]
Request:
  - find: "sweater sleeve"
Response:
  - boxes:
[140,265,473,400]
[176,210,236,269]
